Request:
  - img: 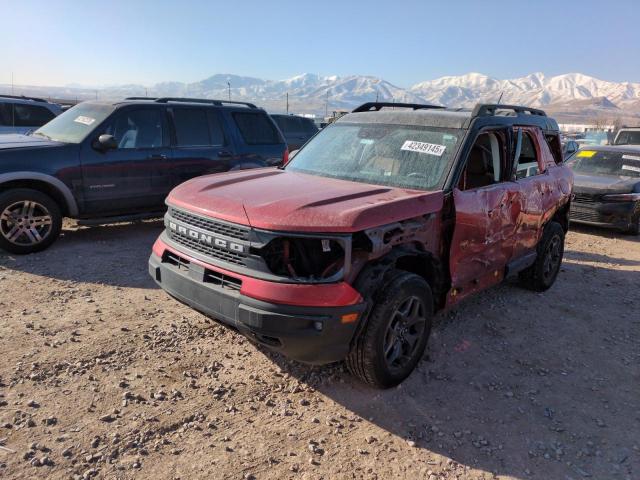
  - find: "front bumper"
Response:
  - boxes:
[149,249,365,365]
[570,200,638,231]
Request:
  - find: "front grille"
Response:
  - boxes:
[167,229,247,266]
[573,193,599,205]
[163,251,242,291]
[169,207,249,240]
[167,207,250,266]
[204,269,242,291]
[570,208,604,223]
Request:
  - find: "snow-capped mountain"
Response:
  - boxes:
[3,72,640,120]
[410,72,640,109]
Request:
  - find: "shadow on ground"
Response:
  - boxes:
[0,220,164,288]
[261,262,639,480]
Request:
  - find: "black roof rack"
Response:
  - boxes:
[352,102,445,113]
[0,94,49,103]
[471,103,547,118]
[153,97,257,108]
[123,97,258,108]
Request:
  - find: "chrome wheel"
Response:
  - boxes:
[542,234,562,282]
[383,295,427,371]
[0,200,53,246]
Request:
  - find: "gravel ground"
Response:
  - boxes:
[0,220,638,480]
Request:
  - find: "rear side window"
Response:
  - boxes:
[0,103,55,127]
[174,108,211,146]
[301,118,319,135]
[0,104,11,125]
[233,112,280,145]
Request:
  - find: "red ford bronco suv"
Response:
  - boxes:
[149,102,573,388]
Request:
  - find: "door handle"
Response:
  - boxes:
[147,154,167,160]
[218,150,233,158]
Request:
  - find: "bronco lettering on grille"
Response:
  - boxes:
[169,221,245,253]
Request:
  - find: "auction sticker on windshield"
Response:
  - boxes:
[401,140,446,156]
[74,116,96,126]
[576,150,596,158]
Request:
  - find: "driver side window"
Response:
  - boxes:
[103,109,167,149]
[459,130,506,190]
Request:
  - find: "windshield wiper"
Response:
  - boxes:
[32,132,52,140]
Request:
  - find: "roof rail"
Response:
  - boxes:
[0,94,49,103]
[124,96,158,101]
[352,102,445,113]
[153,97,257,108]
[472,103,547,118]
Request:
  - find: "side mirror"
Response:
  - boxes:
[94,134,117,151]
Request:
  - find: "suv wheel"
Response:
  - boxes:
[0,189,62,254]
[519,221,565,291]
[346,270,433,388]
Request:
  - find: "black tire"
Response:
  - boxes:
[346,270,433,388]
[0,188,62,254]
[519,221,565,291]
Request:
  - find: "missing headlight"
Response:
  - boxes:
[258,237,345,281]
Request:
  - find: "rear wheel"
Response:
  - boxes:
[519,221,565,291]
[346,270,433,388]
[0,189,62,254]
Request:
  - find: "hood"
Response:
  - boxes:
[573,173,640,195]
[0,134,65,150]
[167,168,444,233]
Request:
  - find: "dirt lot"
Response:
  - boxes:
[0,220,638,480]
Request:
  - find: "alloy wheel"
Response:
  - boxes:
[0,200,53,246]
[383,295,427,371]
[542,234,562,282]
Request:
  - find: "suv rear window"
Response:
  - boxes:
[233,112,280,145]
[0,103,55,127]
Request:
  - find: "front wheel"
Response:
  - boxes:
[519,221,565,291]
[0,189,62,254]
[346,270,433,388]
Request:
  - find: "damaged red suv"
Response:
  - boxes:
[149,102,573,388]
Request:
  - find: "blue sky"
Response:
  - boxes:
[2,0,639,87]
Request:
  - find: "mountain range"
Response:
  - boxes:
[3,72,640,123]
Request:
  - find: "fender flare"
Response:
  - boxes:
[349,247,444,347]
[0,171,79,216]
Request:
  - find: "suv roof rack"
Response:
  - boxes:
[0,94,49,103]
[471,103,547,118]
[153,97,257,108]
[123,97,258,108]
[352,102,445,113]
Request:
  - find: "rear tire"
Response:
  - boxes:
[346,270,433,388]
[519,221,565,291]
[0,189,62,254]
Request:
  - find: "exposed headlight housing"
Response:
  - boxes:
[257,236,347,282]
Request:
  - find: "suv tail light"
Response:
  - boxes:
[282,148,289,166]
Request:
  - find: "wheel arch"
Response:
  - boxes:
[0,172,78,217]
[354,247,446,313]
